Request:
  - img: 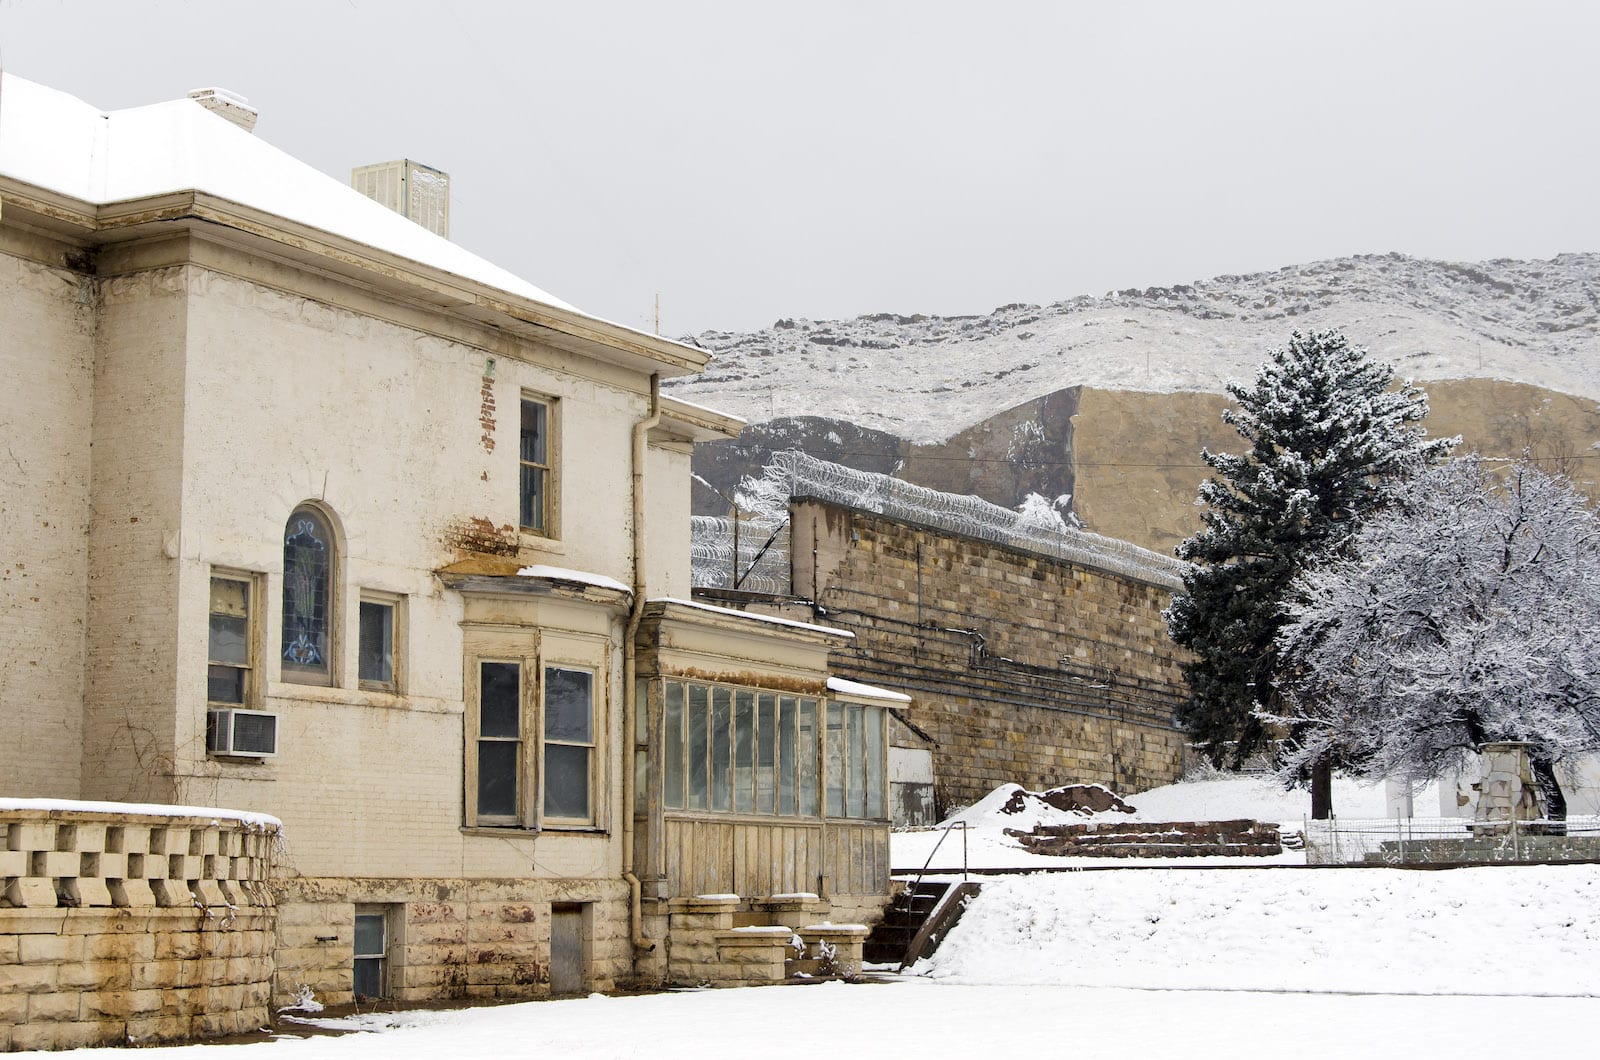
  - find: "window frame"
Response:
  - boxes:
[541,664,597,826]
[518,394,559,539]
[357,590,404,693]
[207,570,259,709]
[352,905,393,1001]
[825,700,888,821]
[659,678,824,820]
[464,645,606,832]
[281,504,338,687]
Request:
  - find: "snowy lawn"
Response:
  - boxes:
[916,863,1600,995]
[27,981,1599,1060]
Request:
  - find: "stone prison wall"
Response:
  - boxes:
[791,500,1191,814]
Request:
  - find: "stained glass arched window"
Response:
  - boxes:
[282,506,335,684]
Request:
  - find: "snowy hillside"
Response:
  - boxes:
[667,252,1600,444]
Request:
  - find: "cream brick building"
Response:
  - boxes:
[0,73,891,1030]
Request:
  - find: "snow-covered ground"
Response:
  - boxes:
[916,864,1600,995]
[22,773,1598,1057]
[29,980,1598,1059]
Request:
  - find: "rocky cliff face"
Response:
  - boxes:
[672,253,1600,552]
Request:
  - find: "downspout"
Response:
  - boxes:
[623,373,661,953]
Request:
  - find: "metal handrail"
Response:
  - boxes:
[904,819,969,899]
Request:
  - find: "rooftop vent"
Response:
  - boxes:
[351,159,450,239]
[187,87,258,133]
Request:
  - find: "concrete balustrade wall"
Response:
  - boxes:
[0,806,279,1052]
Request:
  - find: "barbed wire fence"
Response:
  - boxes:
[690,451,1189,593]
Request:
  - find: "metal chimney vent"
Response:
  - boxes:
[351,159,451,239]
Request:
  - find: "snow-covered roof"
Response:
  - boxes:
[649,597,853,639]
[826,676,912,704]
[516,565,632,595]
[0,74,573,307]
[0,74,703,370]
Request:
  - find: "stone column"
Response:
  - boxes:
[1475,742,1546,831]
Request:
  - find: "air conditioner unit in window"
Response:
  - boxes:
[206,708,279,757]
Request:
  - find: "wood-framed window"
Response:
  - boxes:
[826,701,887,820]
[542,666,595,824]
[519,395,557,536]
[660,679,822,818]
[353,905,395,1000]
[207,572,258,706]
[358,591,403,692]
[466,649,603,830]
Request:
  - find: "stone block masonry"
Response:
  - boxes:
[0,806,278,1052]
[789,500,1191,813]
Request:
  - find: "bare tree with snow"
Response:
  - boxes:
[1275,456,1600,820]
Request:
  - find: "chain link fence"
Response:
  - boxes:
[1303,816,1600,865]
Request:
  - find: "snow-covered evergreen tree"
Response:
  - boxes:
[1166,330,1453,815]
[1275,457,1600,819]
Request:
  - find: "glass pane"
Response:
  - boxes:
[634,748,648,815]
[711,687,732,813]
[545,668,592,743]
[354,913,386,958]
[353,957,384,999]
[281,509,332,681]
[798,699,818,817]
[865,706,885,819]
[847,704,866,818]
[520,399,547,463]
[757,693,777,814]
[358,601,393,684]
[664,683,685,810]
[778,697,796,816]
[544,744,590,819]
[826,702,845,817]
[687,684,709,810]
[519,463,545,531]
[479,662,521,738]
[733,690,754,813]
[477,740,518,817]
[209,578,249,665]
[207,664,245,704]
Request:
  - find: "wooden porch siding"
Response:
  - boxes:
[662,815,888,898]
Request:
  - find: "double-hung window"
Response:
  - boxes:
[468,656,599,829]
[519,396,555,535]
[207,574,255,706]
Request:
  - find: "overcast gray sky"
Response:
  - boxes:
[2,0,1597,336]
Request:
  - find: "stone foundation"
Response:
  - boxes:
[0,806,278,1052]
[272,876,632,1008]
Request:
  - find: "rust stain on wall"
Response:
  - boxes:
[444,516,519,558]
